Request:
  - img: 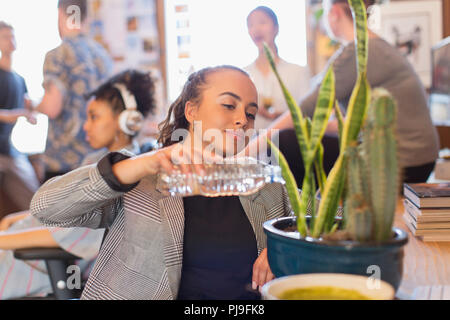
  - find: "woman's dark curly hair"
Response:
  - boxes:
[157,65,249,147]
[85,69,156,119]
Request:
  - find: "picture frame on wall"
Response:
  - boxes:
[370,0,443,88]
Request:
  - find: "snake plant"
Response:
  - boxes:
[266,0,399,242]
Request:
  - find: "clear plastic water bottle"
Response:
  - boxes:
[157,157,285,197]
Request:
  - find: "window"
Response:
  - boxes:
[0,0,60,153]
[164,0,307,102]
[0,0,61,100]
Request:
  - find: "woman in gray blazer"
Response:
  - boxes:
[31,65,292,300]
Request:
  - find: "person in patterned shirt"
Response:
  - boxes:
[33,0,113,182]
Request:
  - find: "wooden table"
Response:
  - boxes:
[395,198,450,300]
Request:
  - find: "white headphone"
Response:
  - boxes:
[114,83,144,136]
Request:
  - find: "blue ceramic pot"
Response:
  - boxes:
[263,216,408,292]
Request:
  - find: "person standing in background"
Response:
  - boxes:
[33,0,113,182]
[245,6,311,130]
[0,21,39,215]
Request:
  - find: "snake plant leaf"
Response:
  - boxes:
[311,0,371,238]
[312,153,345,237]
[299,170,314,235]
[263,43,309,161]
[323,158,347,233]
[349,0,369,74]
[267,139,308,236]
[306,117,312,141]
[336,0,370,151]
[302,119,317,230]
[339,73,370,151]
[315,75,370,236]
[314,142,326,195]
[309,169,317,231]
[308,66,335,167]
[334,100,344,147]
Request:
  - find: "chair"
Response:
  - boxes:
[13,247,83,299]
[0,171,22,220]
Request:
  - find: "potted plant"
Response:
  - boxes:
[263,0,408,293]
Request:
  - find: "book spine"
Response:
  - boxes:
[404,186,421,208]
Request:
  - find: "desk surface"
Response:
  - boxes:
[395,198,450,300]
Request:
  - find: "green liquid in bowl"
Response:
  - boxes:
[280,286,371,300]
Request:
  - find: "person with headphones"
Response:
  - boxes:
[0,69,157,300]
[82,69,157,162]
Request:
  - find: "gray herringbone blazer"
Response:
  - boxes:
[31,160,291,300]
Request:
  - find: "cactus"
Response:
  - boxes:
[344,88,399,242]
[364,88,399,241]
[344,144,372,241]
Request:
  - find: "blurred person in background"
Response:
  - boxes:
[0,21,39,216]
[32,0,113,182]
[245,6,311,130]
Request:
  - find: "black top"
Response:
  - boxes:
[96,153,259,299]
[0,68,27,156]
[177,196,259,300]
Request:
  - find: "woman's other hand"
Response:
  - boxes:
[252,248,274,292]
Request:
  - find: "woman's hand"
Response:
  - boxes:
[111,144,179,185]
[111,143,223,185]
[252,248,274,292]
[140,143,222,176]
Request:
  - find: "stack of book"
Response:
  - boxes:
[403,182,450,241]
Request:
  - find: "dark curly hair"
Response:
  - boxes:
[85,69,156,120]
[157,65,249,147]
